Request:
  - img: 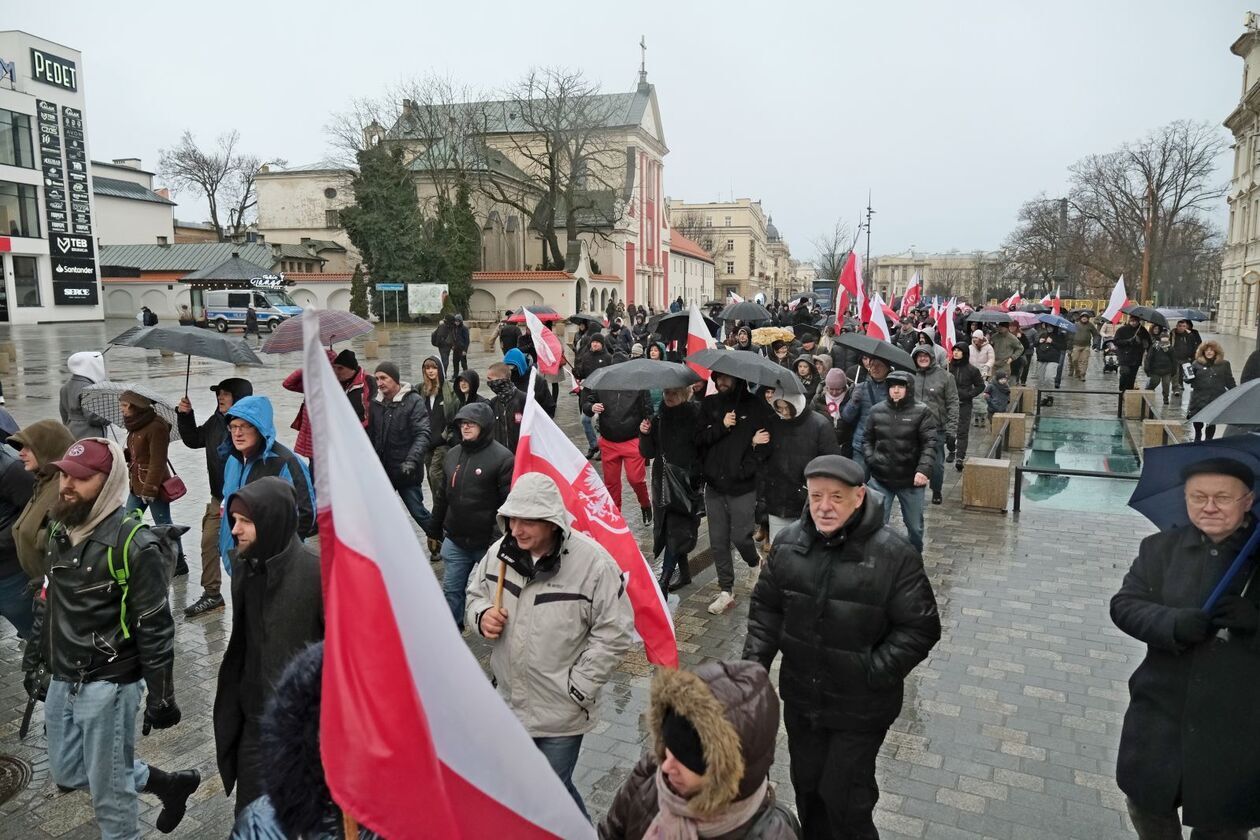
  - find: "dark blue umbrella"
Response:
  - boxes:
[1037,314,1078,333]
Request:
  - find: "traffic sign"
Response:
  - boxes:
[376,283,404,292]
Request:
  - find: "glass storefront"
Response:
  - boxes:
[12,255,40,307]
[0,181,40,238]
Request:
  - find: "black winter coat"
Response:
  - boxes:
[697,386,774,497]
[1171,329,1202,363]
[1114,324,1151,367]
[581,387,651,443]
[0,445,35,580]
[950,358,985,402]
[178,379,254,499]
[743,494,940,730]
[574,346,613,380]
[1144,341,1177,377]
[863,391,937,489]
[761,407,840,519]
[442,403,514,551]
[367,387,430,488]
[639,400,703,558]
[1188,360,1235,416]
[489,386,528,452]
[1110,523,1260,829]
[498,322,521,353]
[214,478,323,797]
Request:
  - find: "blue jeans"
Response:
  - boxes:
[868,479,925,552]
[46,679,150,840]
[580,413,597,450]
[534,734,589,820]
[0,570,34,639]
[126,494,183,557]
[398,484,433,536]
[441,539,486,629]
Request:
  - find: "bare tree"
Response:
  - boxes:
[811,218,856,285]
[673,210,723,259]
[158,130,284,241]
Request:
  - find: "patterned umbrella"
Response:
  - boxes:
[261,310,373,354]
[81,382,181,441]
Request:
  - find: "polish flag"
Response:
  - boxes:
[1001,292,1022,310]
[515,373,679,669]
[685,302,716,380]
[302,314,594,840]
[1051,287,1062,316]
[1102,275,1129,324]
[1039,293,1052,305]
[899,272,922,317]
[835,250,866,327]
[865,292,892,341]
[728,290,744,303]
[523,307,564,376]
[936,297,957,356]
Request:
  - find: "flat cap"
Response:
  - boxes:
[1182,457,1255,488]
[803,454,865,486]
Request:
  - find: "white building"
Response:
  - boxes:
[254,160,359,273]
[667,231,715,306]
[1219,17,1260,339]
[90,158,176,246]
[0,30,103,323]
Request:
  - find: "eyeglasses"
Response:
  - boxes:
[1186,492,1251,509]
[228,423,255,434]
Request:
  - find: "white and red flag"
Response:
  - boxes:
[835,250,866,327]
[1039,292,1052,305]
[899,272,922,317]
[865,292,892,341]
[302,314,595,839]
[1001,292,1022,310]
[514,373,679,669]
[1050,287,1062,316]
[728,290,744,303]
[936,297,957,356]
[1102,275,1130,324]
[685,302,716,381]
[523,307,565,376]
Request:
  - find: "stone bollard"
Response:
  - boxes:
[1142,418,1186,448]
[1008,385,1035,414]
[469,326,483,343]
[992,412,1028,450]
[1122,389,1156,420]
[364,340,380,360]
[0,354,9,375]
[375,329,391,347]
[0,341,15,363]
[961,458,1011,512]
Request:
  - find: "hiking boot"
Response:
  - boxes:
[707,590,736,615]
[173,555,189,577]
[183,593,224,618]
[956,458,965,472]
[641,506,653,525]
[932,491,943,505]
[669,557,692,591]
[144,767,200,833]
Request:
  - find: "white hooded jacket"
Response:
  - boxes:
[60,351,110,439]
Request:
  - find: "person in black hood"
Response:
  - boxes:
[454,369,485,407]
[948,344,984,471]
[215,476,323,816]
[762,391,841,542]
[639,387,704,592]
[486,362,528,452]
[863,370,937,552]
[743,454,940,839]
[575,334,614,458]
[581,354,653,521]
[178,376,253,617]
[418,356,457,553]
[437,402,513,629]
[498,311,521,354]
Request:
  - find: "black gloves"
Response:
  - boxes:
[1172,608,1212,645]
[401,461,416,478]
[143,697,182,734]
[1210,596,1259,635]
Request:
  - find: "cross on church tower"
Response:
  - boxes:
[639,35,648,85]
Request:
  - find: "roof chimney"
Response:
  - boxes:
[111,158,142,170]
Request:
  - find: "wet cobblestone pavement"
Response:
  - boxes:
[0,319,1255,838]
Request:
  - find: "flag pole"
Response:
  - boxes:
[343,811,360,840]
[494,560,507,610]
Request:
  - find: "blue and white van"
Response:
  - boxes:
[205,288,302,332]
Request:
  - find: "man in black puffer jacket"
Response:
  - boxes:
[762,394,840,542]
[744,454,940,839]
[863,370,936,552]
[581,361,652,521]
[367,362,432,536]
[439,402,513,629]
[948,345,984,471]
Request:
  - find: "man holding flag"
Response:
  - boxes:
[465,472,636,819]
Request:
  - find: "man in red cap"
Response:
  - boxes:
[22,438,200,836]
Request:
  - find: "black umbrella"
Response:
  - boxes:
[648,310,718,345]
[108,325,264,394]
[1016,303,1052,314]
[1070,308,1097,317]
[1158,307,1210,322]
[966,310,1013,324]
[582,358,700,391]
[719,301,774,322]
[1120,304,1169,329]
[791,291,820,302]
[567,313,606,328]
[687,348,805,393]
[1189,379,1260,426]
[835,333,915,370]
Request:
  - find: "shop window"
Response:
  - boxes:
[0,182,40,238]
[0,110,34,169]
[13,255,40,307]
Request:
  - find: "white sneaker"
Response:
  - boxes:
[707,590,736,615]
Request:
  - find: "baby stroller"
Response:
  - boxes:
[1102,340,1119,373]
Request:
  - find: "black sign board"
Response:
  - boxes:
[31,48,77,91]
[53,234,93,260]
[51,255,99,305]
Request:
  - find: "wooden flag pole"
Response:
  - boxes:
[494,559,507,610]
[343,811,360,840]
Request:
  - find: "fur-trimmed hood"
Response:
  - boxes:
[648,660,780,817]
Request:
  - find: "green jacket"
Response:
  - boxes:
[990,331,1024,374]
[1071,322,1100,347]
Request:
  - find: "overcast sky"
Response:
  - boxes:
[9,1,1246,261]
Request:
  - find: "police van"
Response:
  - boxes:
[204,278,303,332]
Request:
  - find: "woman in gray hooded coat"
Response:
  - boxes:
[59,351,110,439]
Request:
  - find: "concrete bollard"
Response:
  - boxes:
[0,341,15,363]
[961,458,1011,512]
[1142,418,1186,448]
[992,412,1028,450]
[1122,389,1156,419]
[468,326,483,343]
[375,330,391,347]
[1008,385,1035,414]
[0,354,9,375]
[363,340,380,360]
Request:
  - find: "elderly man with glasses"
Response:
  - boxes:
[1111,457,1260,839]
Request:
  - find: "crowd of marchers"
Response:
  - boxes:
[0,296,1255,839]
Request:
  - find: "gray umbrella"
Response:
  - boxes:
[81,382,181,441]
[687,348,805,394]
[109,325,264,393]
[1189,379,1260,426]
[582,359,700,391]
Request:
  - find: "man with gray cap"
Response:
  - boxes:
[1111,457,1260,838]
[744,453,940,839]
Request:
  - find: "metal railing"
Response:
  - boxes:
[1030,388,1126,418]
[985,418,1011,460]
[1012,466,1141,513]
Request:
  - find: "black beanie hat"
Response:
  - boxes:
[333,349,358,370]
[375,361,401,385]
[661,708,706,775]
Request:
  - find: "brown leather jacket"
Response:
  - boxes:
[125,410,170,499]
[599,661,799,840]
